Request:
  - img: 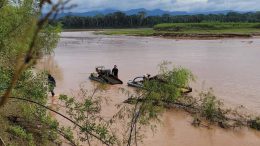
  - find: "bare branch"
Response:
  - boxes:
[126,93,148,146]
[0,136,6,146]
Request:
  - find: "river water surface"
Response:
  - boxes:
[44,31,260,146]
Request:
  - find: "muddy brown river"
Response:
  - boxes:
[43,31,260,146]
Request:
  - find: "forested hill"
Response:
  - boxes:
[57,11,260,29]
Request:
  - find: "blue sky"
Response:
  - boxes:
[61,0,260,12]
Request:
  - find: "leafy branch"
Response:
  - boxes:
[6,96,113,146]
[0,0,70,106]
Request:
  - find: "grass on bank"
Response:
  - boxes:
[96,22,260,37]
[154,22,260,31]
[94,28,155,36]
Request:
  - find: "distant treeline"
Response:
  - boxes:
[57,11,260,28]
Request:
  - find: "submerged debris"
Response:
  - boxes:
[248,117,260,130]
[124,90,260,131]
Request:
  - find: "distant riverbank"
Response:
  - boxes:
[63,22,260,39]
[95,28,259,39]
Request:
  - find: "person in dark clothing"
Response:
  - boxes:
[48,74,56,97]
[112,65,118,78]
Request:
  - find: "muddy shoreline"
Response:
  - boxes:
[62,29,260,39]
[153,33,255,39]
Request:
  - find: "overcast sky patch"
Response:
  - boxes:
[61,0,260,12]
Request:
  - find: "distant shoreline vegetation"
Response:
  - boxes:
[91,22,260,39]
[56,11,260,29]
[56,11,260,38]
[154,22,260,31]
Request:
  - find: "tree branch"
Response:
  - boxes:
[0,0,68,106]
[0,136,6,146]
[7,96,112,146]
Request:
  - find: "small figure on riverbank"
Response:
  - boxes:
[48,74,56,97]
[112,65,119,78]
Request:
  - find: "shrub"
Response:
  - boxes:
[8,125,35,146]
[248,117,260,130]
[199,90,226,123]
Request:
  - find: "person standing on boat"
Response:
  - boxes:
[112,65,119,78]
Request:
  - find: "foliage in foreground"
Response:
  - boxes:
[1,1,260,145]
[7,125,35,146]
[0,70,62,146]
[58,85,117,145]
[0,0,64,145]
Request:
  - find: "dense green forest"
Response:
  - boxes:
[58,11,260,28]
